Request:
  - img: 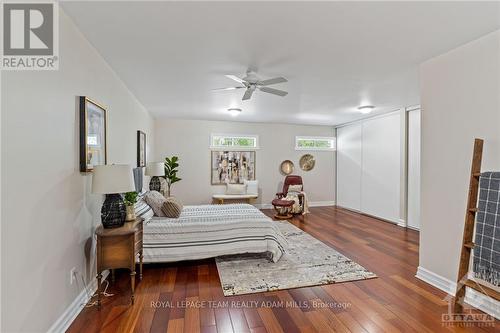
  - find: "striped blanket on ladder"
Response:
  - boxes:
[473,172,500,286]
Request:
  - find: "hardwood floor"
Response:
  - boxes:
[68,207,498,333]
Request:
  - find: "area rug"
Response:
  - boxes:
[215,221,377,296]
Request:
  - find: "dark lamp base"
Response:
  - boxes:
[149,176,162,192]
[101,193,126,228]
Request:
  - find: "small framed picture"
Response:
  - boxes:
[79,96,107,172]
[137,130,146,167]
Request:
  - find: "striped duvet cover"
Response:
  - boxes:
[143,204,288,263]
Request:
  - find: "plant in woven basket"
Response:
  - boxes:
[164,156,182,197]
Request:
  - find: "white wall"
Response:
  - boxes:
[154,119,335,206]
[1,10,155,332]
[419,30,500,284]
[407,109,421,229]
[336,112,403,223]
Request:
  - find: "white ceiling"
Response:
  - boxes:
[61,1,500,126]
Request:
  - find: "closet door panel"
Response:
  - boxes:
[336,124,362,211]
[361,113,401,222]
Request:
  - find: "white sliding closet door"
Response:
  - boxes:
[407,109,421,229]
[336,124,362,211]
[360,113,401,222]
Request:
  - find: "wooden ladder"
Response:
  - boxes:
[454,138,500,311]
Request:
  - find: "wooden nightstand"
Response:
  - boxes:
[95,218,143,307]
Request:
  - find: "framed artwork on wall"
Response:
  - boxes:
[79,96,107,172]
[137,130,146,167]
[211,151,256,185]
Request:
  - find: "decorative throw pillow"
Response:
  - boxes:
[226,184,247,195]
[143,191,167,217]
[244,180,259,195]
[134,198,154,222]
[288,184,303,193]
[162,197,183,218]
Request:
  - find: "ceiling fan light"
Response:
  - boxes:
[358,105,375,114]
[228,108,242,117]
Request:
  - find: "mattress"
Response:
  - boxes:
[143,204,288,263]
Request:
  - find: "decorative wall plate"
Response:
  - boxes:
[280,160,294,175]
[299,154,315,171]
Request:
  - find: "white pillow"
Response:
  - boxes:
[244,180,258,195]
[288,184,303,193]
[226,184,247,195]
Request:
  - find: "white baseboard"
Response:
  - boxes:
[334,205,361,214]
[416,266,457,294]
[397,219,406,228]
[360,212,399,225]
[254,201,336,209]
[254,203,273,209]
[309,201,336,207]
[47,270,109,333]
[416,266,500,319]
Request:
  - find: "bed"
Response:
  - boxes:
[142,203,288,263]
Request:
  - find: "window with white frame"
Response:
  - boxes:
[295,136,336,151]
[210,133,259,149]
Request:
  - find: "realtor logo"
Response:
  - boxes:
[1,1,59,70]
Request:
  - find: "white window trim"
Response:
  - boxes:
[210,133,260,150]
[295,136,336,151]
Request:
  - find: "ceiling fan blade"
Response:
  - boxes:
[259,86,288,97]
[212,86,245,91]
[242,88,254,100]
[258,77,288,86]
[225,75,246,85]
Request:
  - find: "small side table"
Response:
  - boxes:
[95,218,143,307]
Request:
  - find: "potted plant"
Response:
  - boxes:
[164,156,182,197]
[124,191,138,221]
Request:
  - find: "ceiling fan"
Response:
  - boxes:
[213,71,288,101]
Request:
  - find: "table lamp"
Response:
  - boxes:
[92,164,135,228]
[145,162,164,192]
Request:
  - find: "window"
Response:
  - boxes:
[295,136,336,151]
[210,133,259,149]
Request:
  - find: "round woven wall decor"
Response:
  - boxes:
[280,160,294,175]
[299,154,315,171]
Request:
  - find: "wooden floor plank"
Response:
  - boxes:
[228,307,250,332]
[276,291,317,332]
[201,325,217,333]
[305,299,351,333]
[166,318,184,333]
[214,307,234,333]
[67,207,498,333]
[257,307,284,333]
[185,296,201,333]
[149,292,172,333]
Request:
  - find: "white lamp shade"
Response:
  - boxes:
[145,162,165,177]
[92,164,135,194]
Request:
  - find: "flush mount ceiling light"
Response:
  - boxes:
[357,105,375,114]
[227,108,242,117]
